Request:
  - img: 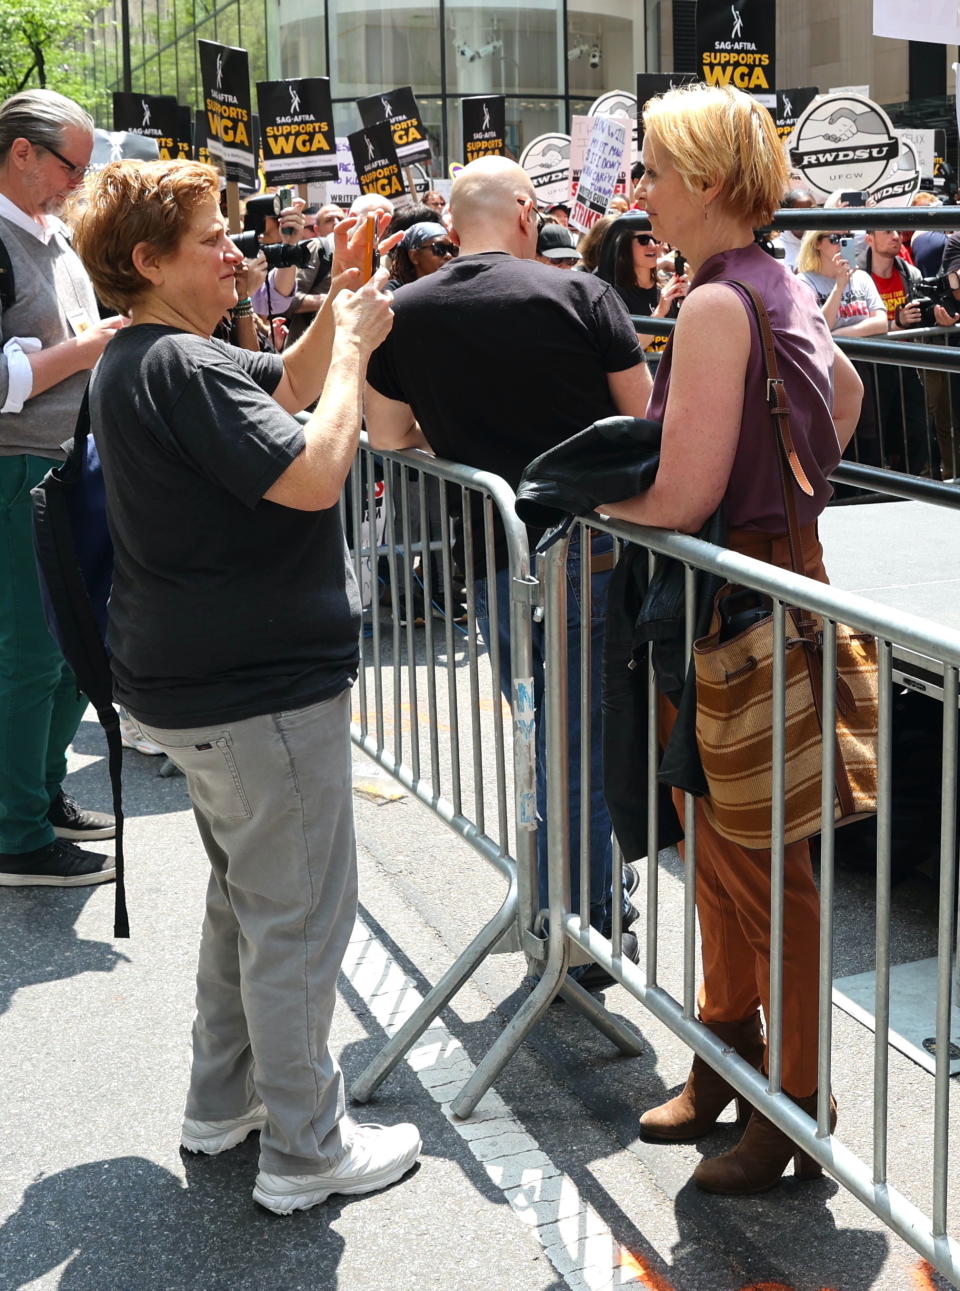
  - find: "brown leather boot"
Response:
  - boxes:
[692,1091,838,1194]
[639,1013,765,1143]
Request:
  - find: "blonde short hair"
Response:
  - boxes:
[796,228,832,274]
[73,160,222,311]
[641,83,787,227]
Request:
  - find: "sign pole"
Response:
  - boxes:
[403,164,418,202]
[226,179,242,235]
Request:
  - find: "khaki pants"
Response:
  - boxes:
[138,690,358,1174]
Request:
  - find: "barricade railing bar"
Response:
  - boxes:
[342,438,642,1105]
[336,423,960,1279]
[619,204,960,483]
[530,513,960,1286]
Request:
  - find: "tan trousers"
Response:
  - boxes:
[661,523,827,1098]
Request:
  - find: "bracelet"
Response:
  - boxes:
[231,298,253,318]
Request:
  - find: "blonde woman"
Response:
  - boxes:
[602,84,863,1194]
[794,229,887,336]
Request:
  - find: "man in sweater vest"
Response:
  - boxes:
[0,90,125,887]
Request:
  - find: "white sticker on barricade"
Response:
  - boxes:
[513,676,538,830]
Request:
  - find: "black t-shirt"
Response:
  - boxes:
[91,325,360,728]
[941,232,960,276]
[367,253,642,570]
[367,252,642,490]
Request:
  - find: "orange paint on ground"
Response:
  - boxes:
[616,1247,678,1290]
[910,1261,940,1290]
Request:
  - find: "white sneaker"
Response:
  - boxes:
[181,1103,267,1154]
[119,714,165,756]
[252,1121,422,1214]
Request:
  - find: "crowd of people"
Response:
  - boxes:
[0,77,932,1221]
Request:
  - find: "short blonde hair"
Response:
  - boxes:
[642,83,787,227]
[796,228,832,274]
[73,160,222,311]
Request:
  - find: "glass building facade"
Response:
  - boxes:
[85,0,663,171]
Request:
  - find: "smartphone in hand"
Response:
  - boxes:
[358,213,379,284]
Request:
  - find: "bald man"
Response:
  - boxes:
[365,157,651,986]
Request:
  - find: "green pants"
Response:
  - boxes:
[0,454,89,854]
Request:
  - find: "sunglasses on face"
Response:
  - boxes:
[631,233,659,246]
[424,241,458,258]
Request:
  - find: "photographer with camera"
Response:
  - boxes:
[861,227,956,474]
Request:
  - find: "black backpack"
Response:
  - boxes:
[31,386,128,938]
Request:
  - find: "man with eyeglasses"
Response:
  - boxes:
[0,89,126,889]
[365,155,652,988]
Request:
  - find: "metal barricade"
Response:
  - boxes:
[517,512,960,1285]
[343,438,641,1106]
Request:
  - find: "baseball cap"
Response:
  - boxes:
[537,224,580,261]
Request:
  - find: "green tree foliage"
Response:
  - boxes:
[0,0,100,110]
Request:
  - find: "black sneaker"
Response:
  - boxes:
[47,790,115,841]
[0,839,116,887]
[567,931,640,992]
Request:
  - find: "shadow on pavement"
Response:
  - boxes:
[0,1149,349,1291]
[0,885,127,1017]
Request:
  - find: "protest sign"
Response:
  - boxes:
[790,92,909,205]
[112,93,190,161]
[198,39,256,188]
[257,78,337,185]
[696,0,775,106]
[357,86,430,166]
[774,88,818,144]
[874,0,960,44]
[462,96,505,163]
[348,120,406,202]
[569,115,628,232]
[90,130,159,170]
[518,132,572,205]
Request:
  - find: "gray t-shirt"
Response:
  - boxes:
[91,325,360,728]
[797,269,884,329]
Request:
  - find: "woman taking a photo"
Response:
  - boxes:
[602,83,864,1194]
[795,230,887,337]
[610,219,688,351]
[72,160,421,1215]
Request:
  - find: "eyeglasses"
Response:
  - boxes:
[425,241,458,258]
[631,233,659,246]
[35,142,89,182]
[517,197,545,233]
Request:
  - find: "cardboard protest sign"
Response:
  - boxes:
[774,88,818,144]
[872,136,921,207]
[895,128,936,179]
[790,92,904,204]
[348,121,406,202]
[462,96,505,163]
[257,78,337,184]
[569,115,628,232]
[697,0,775,106]
[588,90,637,163]
[518,132,571,206]
[357,86,430,166]
[198,39,256,188]
[112,93,190,161]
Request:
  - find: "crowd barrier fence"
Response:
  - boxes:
[340,431,960,1285]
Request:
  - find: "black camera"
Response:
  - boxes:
[912,272,960,327]
[262,241,314,269]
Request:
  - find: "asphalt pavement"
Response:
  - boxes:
[1,498,958,1291]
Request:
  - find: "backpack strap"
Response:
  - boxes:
[32,386,128,937]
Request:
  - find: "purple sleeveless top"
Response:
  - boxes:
[647,243,840,532]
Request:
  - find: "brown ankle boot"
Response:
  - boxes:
[639,1013,765,1143]
[692,1091,838,1194]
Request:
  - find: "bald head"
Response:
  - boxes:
[449,157,539,256]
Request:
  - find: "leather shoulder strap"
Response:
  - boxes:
[728,278,814,580]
